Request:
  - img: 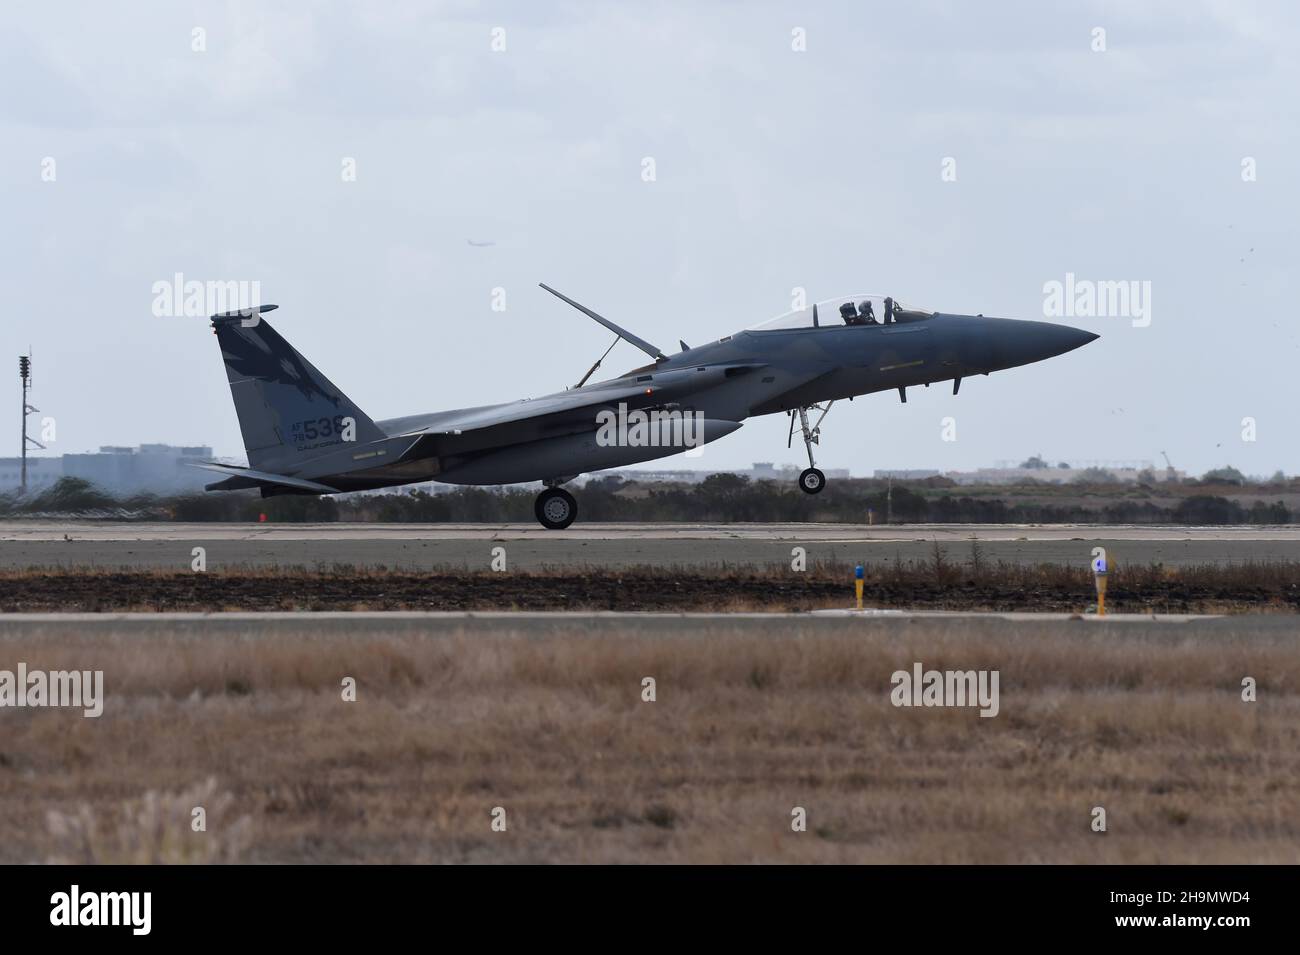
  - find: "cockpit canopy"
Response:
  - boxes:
[748,294,934,331]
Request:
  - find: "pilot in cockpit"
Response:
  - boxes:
[858,300,877,324]
[839,302,861,325]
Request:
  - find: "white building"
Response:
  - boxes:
[0,445,216,496]
[0,456,63,494]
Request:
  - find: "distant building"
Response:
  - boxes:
[0,445,216,496]
[944,464,1185,485]
[874,469,942,480]
[63,444,214,495]
[0,456,63,495]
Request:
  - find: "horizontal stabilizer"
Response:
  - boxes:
[191,462,337,494]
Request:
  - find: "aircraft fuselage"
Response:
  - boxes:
[204,300,1097,530]
[360,312,1097,488]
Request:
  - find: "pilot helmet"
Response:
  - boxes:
[839,302,856,320]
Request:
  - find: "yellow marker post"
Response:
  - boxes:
[1091,548,1108,616]
[855,564,864,610]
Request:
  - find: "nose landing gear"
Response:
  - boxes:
[788,401,835,495]
[798,466,825,494]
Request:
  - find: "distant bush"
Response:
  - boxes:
[1199,466,1247,486]
[1247,501,1291,524]
[32,477,116,511]
[1173,495,1245,524]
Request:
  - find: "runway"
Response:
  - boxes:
[0,609,1265,642]
[0,609,1224,626]
[1,521,1297,570]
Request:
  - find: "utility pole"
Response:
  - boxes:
[19,352,43,493]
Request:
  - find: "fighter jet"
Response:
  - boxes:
[199,288,1098,529]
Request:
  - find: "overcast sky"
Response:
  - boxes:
[3,0,1297,478]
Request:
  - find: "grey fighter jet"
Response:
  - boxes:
[199,287,1097,529]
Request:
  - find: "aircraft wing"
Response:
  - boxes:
[381,381,663,458]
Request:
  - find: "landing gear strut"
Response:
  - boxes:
[535,486,577,530]
[788,401,835,495]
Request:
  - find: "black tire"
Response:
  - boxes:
[535,487,578,530]
[798,467,825,495]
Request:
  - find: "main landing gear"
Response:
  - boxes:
[535,485,577,530]
[788,401,836,495]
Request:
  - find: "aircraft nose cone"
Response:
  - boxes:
[978,318,1099,370]
[1050,324,1100,356]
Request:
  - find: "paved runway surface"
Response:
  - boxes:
[2,522,1298,570]
[0,609,1267,640]
[0,609,1221,624]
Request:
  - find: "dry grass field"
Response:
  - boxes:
[3,557,1298,613]
[1,614,1297,863]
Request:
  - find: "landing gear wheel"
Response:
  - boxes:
[535,487,577,530]
[798,467,825,495]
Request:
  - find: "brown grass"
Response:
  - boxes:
[2,559,1297,613]
[1,616,1297,863]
